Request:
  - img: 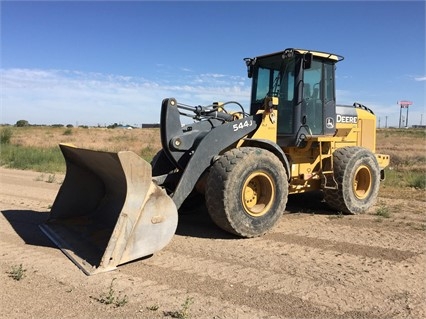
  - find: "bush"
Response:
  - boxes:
[63,128,73,136]
[408,174,426,189]
[0,127,13,144]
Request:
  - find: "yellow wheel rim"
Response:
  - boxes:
[242,172,275,217]
[353,165,372,199]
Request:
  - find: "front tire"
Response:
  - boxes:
[205,147,288,237]
[324,147,380,214]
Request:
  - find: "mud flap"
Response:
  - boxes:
[40,144,178,275]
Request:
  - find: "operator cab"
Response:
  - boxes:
[245,48,344,147]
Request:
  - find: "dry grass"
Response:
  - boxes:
[9,126,162,154]
[376,128,426,201]
[376,129,426,172]
[2,126,425,200]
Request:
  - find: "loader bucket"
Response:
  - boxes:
[40,144,178,275]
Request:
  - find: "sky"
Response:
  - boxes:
[1,0,425,127]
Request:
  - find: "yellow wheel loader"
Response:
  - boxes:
[40,48,390,275]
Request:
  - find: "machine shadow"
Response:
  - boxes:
[176,197,239,240]
[286,191,336,215]
[175,191,337,240]
[1,210,56,248]
[2,207,237,246]
[2,192,336,247]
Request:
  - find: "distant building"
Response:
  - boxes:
[142,123,160,128]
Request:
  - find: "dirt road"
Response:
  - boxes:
[1,167,425,318]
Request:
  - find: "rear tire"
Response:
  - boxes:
[205,147,288,237]
[324,147,380,214]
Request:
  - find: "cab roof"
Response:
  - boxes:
[254,48,344,62]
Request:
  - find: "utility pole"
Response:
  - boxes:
[398,101,413,128]
[385,116,388,128]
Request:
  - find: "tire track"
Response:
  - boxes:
[0,237,281,319]
[116,270,284,319]
[150,225,425,317]
[327,216,426,232]
[137,248,420,317]
[0,210,285,318]
[165,231,422,288]
[266,233,418,261]
[273,215,425,253]
[123,253,343,319]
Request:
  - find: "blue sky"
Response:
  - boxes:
[1,1,425,127]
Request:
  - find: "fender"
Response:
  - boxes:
[241,138,291,181]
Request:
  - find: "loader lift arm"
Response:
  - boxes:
[153,98,262,209]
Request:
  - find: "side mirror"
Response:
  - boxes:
[244,58,255,78]
[303,53,313,69]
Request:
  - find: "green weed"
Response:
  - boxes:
[93,278,128,307]
[147,304,160,311]
[328,211,344,219]
[7,264,26,281]
[46,174,56,183]
[164,296,194,319]
[376,203,391,218]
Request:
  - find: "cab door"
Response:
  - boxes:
[302,60,336,136]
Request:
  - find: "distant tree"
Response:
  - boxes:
[107,123,119,129]
[66,124,74,128]
[16,120,29,127]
